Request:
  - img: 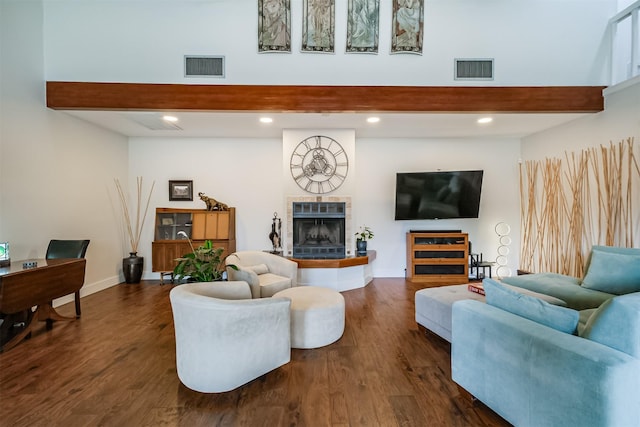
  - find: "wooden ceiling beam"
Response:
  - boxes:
[46,81,605,113]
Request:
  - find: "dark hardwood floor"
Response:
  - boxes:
[0,279,510,427]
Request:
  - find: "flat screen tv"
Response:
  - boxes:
[394,170,484,220]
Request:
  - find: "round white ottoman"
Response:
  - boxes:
[273,286,345,349]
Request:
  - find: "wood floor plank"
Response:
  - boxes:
[0,279,511,427]
[389,394,430,427]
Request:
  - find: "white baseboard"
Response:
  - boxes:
[52,275,121,308]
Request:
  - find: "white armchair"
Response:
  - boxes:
[169,281,291,393]
[225,251,298,298]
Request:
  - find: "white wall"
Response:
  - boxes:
[130,134,522,279]
[355,137,521,277]
[521,77,640,247]
[128,136,285,265]
[43,0,614,85]
[1,0,130,303]
[521,77,640,160]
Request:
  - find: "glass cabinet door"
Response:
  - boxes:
[155,213,193,240]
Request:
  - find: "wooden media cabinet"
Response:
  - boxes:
[406,231,469,285]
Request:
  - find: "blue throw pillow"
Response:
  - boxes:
[580,292,640,358]
[581,248,640,295]
[484,278,579,334]
[582,245,640,276]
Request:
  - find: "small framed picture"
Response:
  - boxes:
[169,180,193,201]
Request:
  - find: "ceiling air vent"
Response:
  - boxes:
[185,55,225,78]
[454,58,494,80]
[125,113,183,131]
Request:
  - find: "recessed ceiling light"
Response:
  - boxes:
[477,117,493,124]
[163,115,178,122]
[259,117,273,123]
[367,117,380,123]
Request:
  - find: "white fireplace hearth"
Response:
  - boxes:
[294,252,375,292]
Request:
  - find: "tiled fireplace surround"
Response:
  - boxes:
[285,196,354,258]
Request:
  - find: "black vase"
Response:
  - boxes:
[123,252,144,284]
[356,240,367,256]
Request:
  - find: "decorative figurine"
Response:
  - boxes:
[269,212,282,253]
[198,192,229,211]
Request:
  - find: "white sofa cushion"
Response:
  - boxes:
[259,273,292,297]
[225,251,298,298]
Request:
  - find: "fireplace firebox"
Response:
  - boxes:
[292,202,346,259]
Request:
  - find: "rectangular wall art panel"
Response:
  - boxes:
[346,0,380,53]
[391,0,424,54]
[258,0,291,52]
[302,0,335,53]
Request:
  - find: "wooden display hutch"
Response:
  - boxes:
[151,207,236,275]
[406,231,469,285]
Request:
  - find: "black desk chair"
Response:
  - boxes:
[46,239,90,317]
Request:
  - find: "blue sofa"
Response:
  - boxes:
[500,245,640,310]
[451,280,640,427]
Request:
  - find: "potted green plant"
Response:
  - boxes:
[354,226,374,256]
[173,231,236,282]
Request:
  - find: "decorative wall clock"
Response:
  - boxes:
[290,135,348,194]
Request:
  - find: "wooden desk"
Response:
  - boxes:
[0,258,86,352]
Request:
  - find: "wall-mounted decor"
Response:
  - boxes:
[346,0,379,53]
[391,0,424,54]
[519,137,639,277]
[290,135,348,194]
[169,180,193,201]
[302,0,335,53]
[258,0,291,52]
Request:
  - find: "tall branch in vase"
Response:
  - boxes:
[115,177,155,253]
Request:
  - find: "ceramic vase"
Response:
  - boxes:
[123,252,143,283]
[356,240,367,256]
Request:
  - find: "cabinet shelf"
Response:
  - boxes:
[152,207,236,272]
[406,231,469,285]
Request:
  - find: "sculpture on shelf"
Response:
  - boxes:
[198,192,229,211]
[269,212,282,254]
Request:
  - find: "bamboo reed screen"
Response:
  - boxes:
[519,137,639,277]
